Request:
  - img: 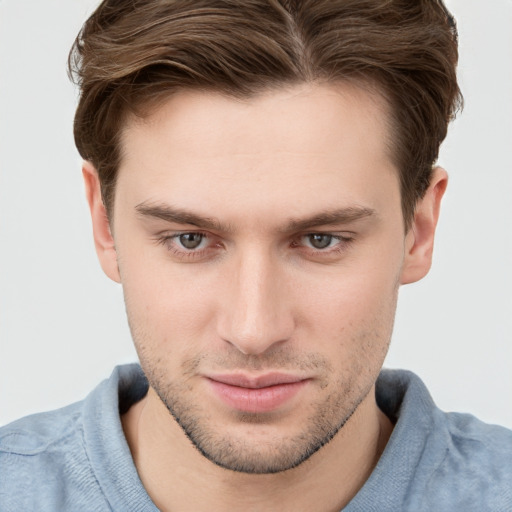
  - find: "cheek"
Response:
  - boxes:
[294,254,401,356]
[119,252,219,356]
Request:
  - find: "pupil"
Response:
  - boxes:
[180,233,203,249]
[309,234,332,249]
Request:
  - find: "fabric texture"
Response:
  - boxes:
[1,364,511,511]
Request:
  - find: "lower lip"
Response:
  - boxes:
[207,379,308,413]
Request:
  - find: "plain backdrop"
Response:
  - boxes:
[0,0,511,428]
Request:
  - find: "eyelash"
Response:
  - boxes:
[155,232,355,261]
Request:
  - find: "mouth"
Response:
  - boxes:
[205,373,310,414]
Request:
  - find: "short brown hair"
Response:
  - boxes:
[69,0,462,227]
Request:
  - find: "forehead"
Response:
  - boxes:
[117,83,399,225]
[123,82,391,158]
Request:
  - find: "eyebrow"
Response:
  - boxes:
[282,206,377,232]
[135,202,376,233]
[136,202,231,232]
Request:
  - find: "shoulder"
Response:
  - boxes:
[426,410,512,508]
[0,398,107,511]
[0,364,150,512]
[0,401,83,456]
[372,369,512,511]
[444,409,512,460]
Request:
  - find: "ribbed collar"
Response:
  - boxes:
[82,364,157,511]
[344,369,448,511]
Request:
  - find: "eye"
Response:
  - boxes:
[177,233,206,250]
[155,231,220,262]
[305,234,337,250]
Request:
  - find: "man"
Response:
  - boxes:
[0,0,511,510]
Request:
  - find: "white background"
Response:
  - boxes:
[0,0,511,428]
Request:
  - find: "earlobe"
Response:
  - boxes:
[82,162,121,283]
[400,167,448,285]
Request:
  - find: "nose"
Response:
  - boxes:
[217,247,295,355]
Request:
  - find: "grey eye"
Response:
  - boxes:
[308,234,333,249]
[179,233,204,249]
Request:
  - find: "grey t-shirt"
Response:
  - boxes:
[1,364,511,511]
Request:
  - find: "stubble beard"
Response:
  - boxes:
[136,347,378,475]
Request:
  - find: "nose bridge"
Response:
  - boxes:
[219,244,293,355]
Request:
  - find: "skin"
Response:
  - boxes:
[84,83,447,511]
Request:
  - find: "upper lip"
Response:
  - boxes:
[207,373,307,389]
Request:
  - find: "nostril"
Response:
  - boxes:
[222,334,290,356]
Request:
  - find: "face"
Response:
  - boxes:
[105,84,409,473]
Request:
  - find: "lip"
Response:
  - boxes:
[206,373,309,413]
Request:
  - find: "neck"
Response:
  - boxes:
[122,385,393,512]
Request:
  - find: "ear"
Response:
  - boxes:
[82,161,121,283]
[400,167,448,285]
